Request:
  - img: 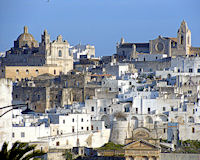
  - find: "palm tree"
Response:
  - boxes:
[0,141,46,160]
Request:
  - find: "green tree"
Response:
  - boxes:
[0,141,46,160]
[65,150,73,160]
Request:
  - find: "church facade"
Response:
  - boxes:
[116,21,200,60]
[0,26,73,81]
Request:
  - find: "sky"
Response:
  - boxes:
[0,0,200,57]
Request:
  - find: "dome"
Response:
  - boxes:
[14,26,39,48]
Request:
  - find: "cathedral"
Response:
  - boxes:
[116,21,200,60]
[0,26,73,81]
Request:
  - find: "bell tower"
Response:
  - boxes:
[39,29,51,55]
[177,20,191,55]
[41,29,50,45]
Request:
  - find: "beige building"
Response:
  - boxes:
[1,66,62,81]
[98,127,168,160]
[116,21,200,60]
[0,26,73,81]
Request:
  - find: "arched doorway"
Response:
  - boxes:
[101,115,110,128]
[131,116,139,128]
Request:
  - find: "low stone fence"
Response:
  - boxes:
[160,153,200,160]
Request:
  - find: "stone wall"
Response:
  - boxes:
[13,86,47,112]
[160,153,200,160]
[2,66,62,81]
[133,58,171,72]
[110,121,129,144]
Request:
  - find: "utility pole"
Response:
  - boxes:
[76,114,79,147]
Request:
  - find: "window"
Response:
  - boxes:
[188,90,192,94]
[192,127,195,133]
[72,118,74,122]
[81,118,83,122]
[16,69,19,74]
[148,108,151,114]
[15,94,18,99]
[163,128,166,133]
[189,68,193,73]
[91,125,94,130]
[63,120,65,124]
[181,35,183,45]
[26,69,29,75]
[178,69,180,73]
[54,70,56,75]
[163,107,166,111]
[56,142,60,146]
[36,69,39,74]
[104,108,107,112]
[136,108,138,114]
[96,127,98,131]
[122,50,125,56]
[21,132,25,137]
[144,58,145,61]
[171,106,174,111]
[91,106,94,112]
[12,132,15,138]
[119,88,121,92]
[37,95,40,100]
[198,69,200,73]
[58,50,62,57]
[72,126,75,133]
[87,127,89,131]
[81,127,83,130]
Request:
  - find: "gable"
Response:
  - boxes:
[123,140,159,150]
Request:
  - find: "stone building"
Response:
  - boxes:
[116,21,200,60]
[0,26,73,81]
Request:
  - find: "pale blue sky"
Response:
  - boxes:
[0,0,200,56]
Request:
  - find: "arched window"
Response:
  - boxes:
[188,36,190,44]
[188,116,195,123]
[181,35,184,45]
[58,50,62,57]
[146,116,153,124]
[36,69,39,74]
[16,69,19,74]
[26,69,29,75]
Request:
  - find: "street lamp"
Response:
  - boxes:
[0,103,28,117]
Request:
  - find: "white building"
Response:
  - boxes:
[70,44,95,60]
[0,78,13,148]
[11,110,110,149]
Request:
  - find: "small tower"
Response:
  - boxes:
[120,37,125,44]
[24,26,28,33]
[41,29,50,45]
[177,20,191,55]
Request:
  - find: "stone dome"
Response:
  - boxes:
[14,26,39,49]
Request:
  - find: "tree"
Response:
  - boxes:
[65,150,73,160]
[0,141,46,160]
